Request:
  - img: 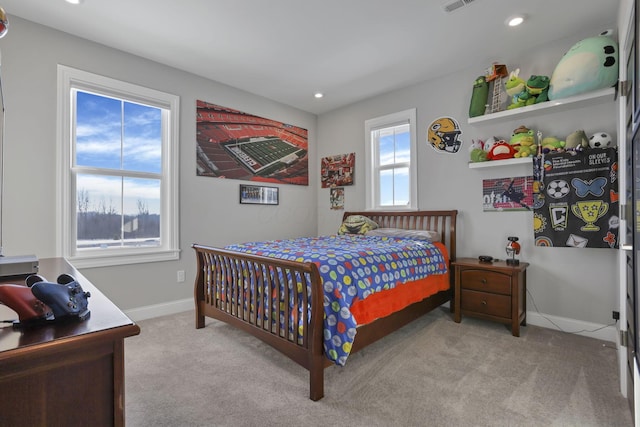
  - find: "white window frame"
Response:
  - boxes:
[57,65,180,268]
[364,108,418,211]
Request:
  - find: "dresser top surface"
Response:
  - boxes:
[0,258,140,355]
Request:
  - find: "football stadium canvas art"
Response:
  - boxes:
[196,100,309,185]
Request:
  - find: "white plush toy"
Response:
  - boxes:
[483,136,500,152]
[588,132,613,149]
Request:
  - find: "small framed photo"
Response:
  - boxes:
[239,184,279,205]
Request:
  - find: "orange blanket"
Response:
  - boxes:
[349,242,450,325]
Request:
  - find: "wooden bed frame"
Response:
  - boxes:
[193,210,457,400]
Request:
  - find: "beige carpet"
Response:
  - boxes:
[125,308,633,426]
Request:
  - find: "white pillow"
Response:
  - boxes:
[365,228,440,242]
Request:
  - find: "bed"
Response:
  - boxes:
[193,210,457,400]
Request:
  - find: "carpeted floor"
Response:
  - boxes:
[125,308,633,426]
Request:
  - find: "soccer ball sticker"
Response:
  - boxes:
[547,180,570,199]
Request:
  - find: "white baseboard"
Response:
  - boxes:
[122,299,617,343]
[124,298,193,322]
[526,310,616,343]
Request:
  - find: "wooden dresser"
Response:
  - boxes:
[0,258,140,427]
[453,257,529,336]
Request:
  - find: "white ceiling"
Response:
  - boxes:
[0,0,619,115]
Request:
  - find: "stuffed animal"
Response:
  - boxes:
[526,75,550,104]
[589,132,614,149]
[469,76,489,118]
[483,136,501,153]
[469,139,488,162]
[509,126,537,157]
[549,30,619,100]
[540,136,566,153]
[508,75,550,109]
[487,140,516,160]
[505,68,526,107]
[565,130,590,150]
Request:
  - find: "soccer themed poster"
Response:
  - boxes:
[195,100,309,186]
[482,176,534,212]
[533,147,618,249]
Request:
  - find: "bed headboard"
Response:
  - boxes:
[342,210,457,261]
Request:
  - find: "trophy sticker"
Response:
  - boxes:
[571,200,609,232]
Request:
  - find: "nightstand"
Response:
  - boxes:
[453,257,529,336]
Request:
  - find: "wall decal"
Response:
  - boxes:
[196,100,308,185]
[427,116,463,154]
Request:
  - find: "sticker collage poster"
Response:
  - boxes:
[533,147,618,249]
[321,153,354,188]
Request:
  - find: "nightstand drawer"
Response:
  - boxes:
[460,289,511,318]
[460,269,511,295]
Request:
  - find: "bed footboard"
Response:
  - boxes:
[192,244,326,400]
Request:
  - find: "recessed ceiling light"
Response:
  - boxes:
[65,0,84,4]
[506,15,525,27]
[314,92,324,99]
[504,13,527,27]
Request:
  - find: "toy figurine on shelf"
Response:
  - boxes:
[484,63,509,114]
[506,236,521,266]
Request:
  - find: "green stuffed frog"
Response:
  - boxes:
[526,75,550,104]
[509,126,537,157]
[541,136,566,153]
[507,75,550,109]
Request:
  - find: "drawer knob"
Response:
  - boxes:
[481,300,487,306]
[481,279,487,284]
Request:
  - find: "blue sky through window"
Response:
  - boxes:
[75,91,162,215]
[378,125,410,206]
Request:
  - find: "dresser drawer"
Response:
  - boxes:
[460,289,511,318]
[460,269,511,295]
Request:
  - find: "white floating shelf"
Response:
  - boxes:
[467,87,616,125]
[468,157,533,169]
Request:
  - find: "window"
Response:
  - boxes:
[57,66,179,267]
[364,109,417,210]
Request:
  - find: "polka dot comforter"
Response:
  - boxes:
[225,234,448,366]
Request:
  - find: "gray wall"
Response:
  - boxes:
[0,17,317,311]
[317,28,618,329]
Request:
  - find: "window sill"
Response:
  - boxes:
[67,248,180,268]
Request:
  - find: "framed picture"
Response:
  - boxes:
[239,184,279,205]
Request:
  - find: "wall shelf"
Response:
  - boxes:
[467,87,616,125]
[468,157,533,169]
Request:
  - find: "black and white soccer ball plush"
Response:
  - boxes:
[588,132,613,149]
